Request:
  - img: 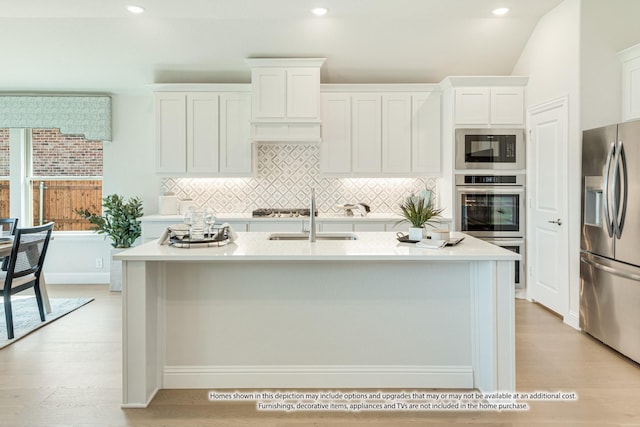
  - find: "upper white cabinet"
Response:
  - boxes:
[320,93,351,174]
[382,94,412,174]
[219,92,252,174]
[454,86,525,126]
[246,58,326,142]
[154,88,252,176]
[352,94,383,174]
[320,86,442,177]
[412,93,442,174]
[619,44,640,122]
[155,93,187,174]
[454,87,489,125]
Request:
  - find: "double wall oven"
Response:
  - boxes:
[455,148,526,291]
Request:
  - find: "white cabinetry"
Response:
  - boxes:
[154,89,252,176]
[382,94,412,173]
[320,94,351,174]
[619,44,640,121]
[352,94,382,174]
[413,93,442,174]
[247,58,325,142]
[320,86,441,177]
[155,93,187,174]
[454,86,524,126]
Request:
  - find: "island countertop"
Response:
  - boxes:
[115,231,519,262]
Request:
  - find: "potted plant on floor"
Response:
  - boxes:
[76,194,143,291]
[397,194,443,241]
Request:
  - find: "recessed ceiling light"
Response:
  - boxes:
[127,5,145,14]
[312,7,328,16]
[492,7,510,16]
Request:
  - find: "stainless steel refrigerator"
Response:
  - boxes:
[580,120,640,364]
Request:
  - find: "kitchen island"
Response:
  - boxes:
[116,232,519,408]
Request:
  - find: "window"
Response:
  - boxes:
[1,128,103,231]
[0,129,9,217]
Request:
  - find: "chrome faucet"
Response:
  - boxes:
[309,188,317,242]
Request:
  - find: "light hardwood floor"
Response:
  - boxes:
[0,284,639,426]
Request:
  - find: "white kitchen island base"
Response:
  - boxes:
[118,233,516,408]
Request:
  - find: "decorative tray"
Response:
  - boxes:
[396,235,420,244]
[396,234,465,246]
[170,236,231,248]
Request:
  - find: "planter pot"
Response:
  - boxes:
[408,226,424,241]
[110,248,125,292]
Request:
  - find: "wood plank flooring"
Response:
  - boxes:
[0,284,638,426]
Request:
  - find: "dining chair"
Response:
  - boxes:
[0,218,19,272]
[0,218,19,236]
[1,222,54,340]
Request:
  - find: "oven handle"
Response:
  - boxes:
[455,186,525,194]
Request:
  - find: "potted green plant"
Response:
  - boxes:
[76,194,143,292]
[76,194,143,248]
[397,194,443,241]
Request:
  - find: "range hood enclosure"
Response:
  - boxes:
[247,58,326,142]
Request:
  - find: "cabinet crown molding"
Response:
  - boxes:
[245,58,326,68]
[439,76,529,90]
[321,83,440,93]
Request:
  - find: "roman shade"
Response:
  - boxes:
[0,95,111,141]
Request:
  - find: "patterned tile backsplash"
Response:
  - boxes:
[162,144,441,214]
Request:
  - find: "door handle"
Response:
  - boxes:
[548,218,562,226]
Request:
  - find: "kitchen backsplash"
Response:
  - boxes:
[162,144,440,214]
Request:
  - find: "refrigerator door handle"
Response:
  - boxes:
[603,142,615,237]
[615,140,628,238]
[581,254,640,282]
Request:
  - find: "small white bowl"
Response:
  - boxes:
[430,229,450,241]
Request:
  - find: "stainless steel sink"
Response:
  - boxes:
[268,232,357,241]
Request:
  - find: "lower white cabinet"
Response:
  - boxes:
[320,222,354,232]
[249,221,304,233]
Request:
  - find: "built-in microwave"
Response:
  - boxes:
[455,128,525,170]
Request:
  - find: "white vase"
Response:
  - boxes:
[110,248,125,292]
[408,226,424,241]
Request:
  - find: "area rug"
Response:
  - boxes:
[0,297,93,349]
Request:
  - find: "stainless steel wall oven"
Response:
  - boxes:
[456,174,526,290]
[455,174,525,238]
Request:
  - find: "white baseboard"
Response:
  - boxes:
[564,310,580,330]
[45,272,110,285]
[163,365,474,389]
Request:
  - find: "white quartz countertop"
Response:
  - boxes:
[141,213,452,223]
[115,231,518,262]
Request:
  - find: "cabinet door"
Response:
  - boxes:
[354,222,386,232]
[382,94,412,173]
[320,93,352,174]
[187,93,219,174]
[623,56,640,121]
[287,67,320,119]
[412,92,441,174]
[250,221,303,232]
[490,87,524,125]
[454,87,490,125]
[155,93,187,174]
[219,92,252,175]
[352,94,382,174]
[321,222,354,232]
[251,68,286,120]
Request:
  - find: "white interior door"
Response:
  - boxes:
[527,97,569,316]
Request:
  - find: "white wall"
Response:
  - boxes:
[47,94,161,285]
[581,0,640,129]
[512,0,582,327]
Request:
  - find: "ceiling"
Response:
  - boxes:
[0,0,567,94]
